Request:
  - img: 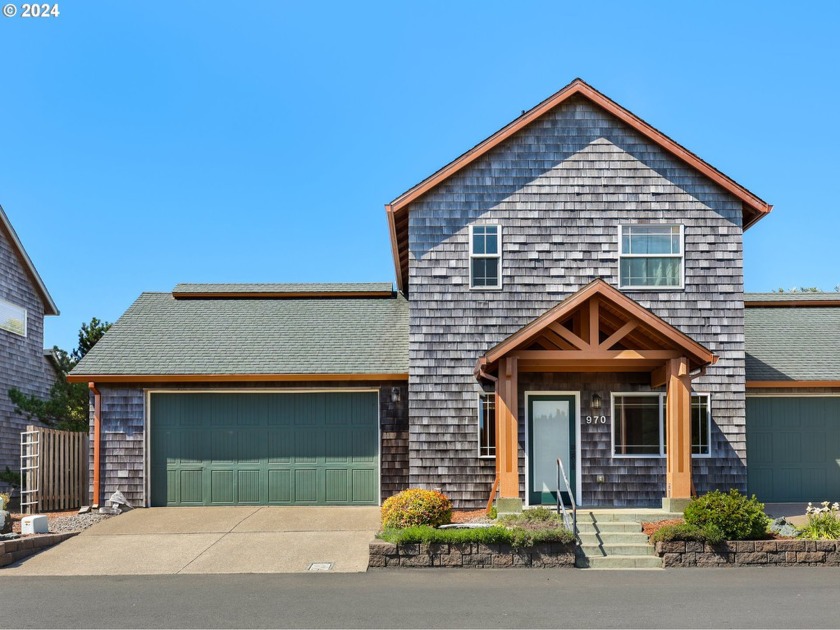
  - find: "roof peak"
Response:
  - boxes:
[0,205,59,315]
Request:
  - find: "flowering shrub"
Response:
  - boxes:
[683,489,769,541]
[799,502,840,540]
[381,489,452,529]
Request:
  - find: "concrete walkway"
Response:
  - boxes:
[2,506,380,576]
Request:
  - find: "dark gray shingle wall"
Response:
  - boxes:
[407,94,747,507]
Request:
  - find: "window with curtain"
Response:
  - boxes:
[0,298,27,337]
[619,224,683,289]
[478,393,496,458]
[470,224,501,289]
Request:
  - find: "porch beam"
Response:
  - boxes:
[518,359,663,371]
[589,297,600,347]
[496,356,519,499]
[546,323,590,350]
[599,320,638,350]
[665,357,693,499]
[513,350,681,361]
[650,365,667,388]
[540,328,579,351]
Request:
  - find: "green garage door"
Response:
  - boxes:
[747,397,840,503]
[150,392,379,506]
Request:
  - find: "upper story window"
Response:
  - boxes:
[0,298,27,337]
[619,224,684,289]
[470,224,502,289]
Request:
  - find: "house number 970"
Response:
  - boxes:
[586,415,606,424]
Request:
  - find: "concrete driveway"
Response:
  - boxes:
[3,506,380,576]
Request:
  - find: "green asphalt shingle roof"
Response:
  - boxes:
[70,291,408,377]
[173,282,394,294]
[745,294,840,381]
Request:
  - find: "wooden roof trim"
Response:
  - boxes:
[171,291,395,299]
[745,299,840,308]
[387,78,772,221]
[0,205,59,315]
[480,279,715,367]
[746,380,840,389]
[67,373,409,384]
[386,206,405,293]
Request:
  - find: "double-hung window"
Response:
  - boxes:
[612,393,711,457]
[0,298,27,337]
[478,393,496,458]
[619,224,684,289]
[470,224,501,289]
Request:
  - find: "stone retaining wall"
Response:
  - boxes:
[0,533,78,568]
[656,540,840,567]
[369,540,576,568]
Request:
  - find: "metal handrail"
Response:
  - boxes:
[556,458,577,540]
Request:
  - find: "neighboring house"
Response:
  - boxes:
[69,79,840,509]
[0,206,60,475]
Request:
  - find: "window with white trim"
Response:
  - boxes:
[612,393,711,457]
[478,393,496,458]
[619,224,684,289]
[0,298,26,337]
[469,224,501,289]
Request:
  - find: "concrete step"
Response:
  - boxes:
[583,511,682,523]
[576,554,663,569]
[576,521,643,533]
[577,532,650,545]
[580,543,656,557]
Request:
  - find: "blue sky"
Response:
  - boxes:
[1,1,838,350]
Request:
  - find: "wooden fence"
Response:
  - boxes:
[21,425,88,513]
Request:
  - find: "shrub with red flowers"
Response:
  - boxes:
[381,488,452,529]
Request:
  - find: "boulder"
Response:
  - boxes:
[108,490,132,509]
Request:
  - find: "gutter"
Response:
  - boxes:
[88,383,101,507]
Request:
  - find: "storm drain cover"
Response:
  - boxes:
[308,562,333,571]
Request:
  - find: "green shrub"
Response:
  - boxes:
[378,525,575,547]
[650,523,724,544]
[487,506,497,520]
[799,502,840,540]
[683,489,769,541]
[0,492,9,511]
[381,489,452,529]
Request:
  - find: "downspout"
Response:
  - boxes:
[88,382,101,507]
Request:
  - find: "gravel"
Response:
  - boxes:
[47,512,113,533]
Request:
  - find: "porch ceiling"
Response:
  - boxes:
[475,279,716,382]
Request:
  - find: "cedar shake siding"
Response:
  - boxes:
[0,225,54,473]
[89,381,409,506]
[407,94,746,507]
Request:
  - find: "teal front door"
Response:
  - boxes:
[528,395,576,505]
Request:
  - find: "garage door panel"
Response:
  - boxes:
[352,469,377,503]
[325,469,348,502]
[748,397,840,503]
[267,469,291,503]
[268,430,292,463]
[294,469,318,502]
[151,392,379,506]
[237,469,261,503]
[211,430,238,462]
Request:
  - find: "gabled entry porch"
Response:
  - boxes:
[475,279,716,510]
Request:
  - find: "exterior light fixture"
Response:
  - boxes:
[591,393,602,411]
[391,387,401,403]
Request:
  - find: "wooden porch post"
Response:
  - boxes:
[496,356,519,498]
[665,357,692,498]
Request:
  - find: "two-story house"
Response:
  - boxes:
[69,79,840,510]
[0,206,60,477]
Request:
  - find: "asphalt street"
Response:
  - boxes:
[1,568,838,628]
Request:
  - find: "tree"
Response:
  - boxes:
[8,317,111,432]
